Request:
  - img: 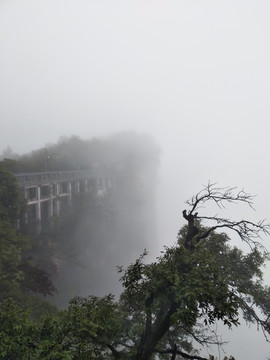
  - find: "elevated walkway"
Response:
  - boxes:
[15,169,112,232]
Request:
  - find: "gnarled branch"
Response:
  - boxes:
[182,183,270,249]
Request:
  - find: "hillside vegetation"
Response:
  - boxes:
[0,132,161,304]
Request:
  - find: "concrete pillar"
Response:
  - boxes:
[23,187,29,224]
[36,186,41,221]
[97,177,106,197]
[55,183,60,216]
[36,186,41,233]
[68,181,72,201]
[107,177,112,188]
[49,184,53,218]
[76,180,80,193]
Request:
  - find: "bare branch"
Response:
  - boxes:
[197,216,270,248]
[238,296,270,342]
[179,323,227,348]
[183,183,270,249]
[186,183,255,214]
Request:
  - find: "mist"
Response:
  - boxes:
[1,1,270,358]
[45,133,161,304]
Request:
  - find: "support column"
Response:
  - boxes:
[24,187,29,224]
[55,183,60,216]
[49,184,54,218]
[75,180,80,193]
[68,181,72,201]
[36,186,41,233]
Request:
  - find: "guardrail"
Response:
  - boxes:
[15,169,103,186]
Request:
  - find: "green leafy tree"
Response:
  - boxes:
[0,164,26,225]
[0,165,29,298]
[1,184,270,359]
[0,165,55,305]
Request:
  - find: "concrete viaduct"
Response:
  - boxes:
[15,169,111,232]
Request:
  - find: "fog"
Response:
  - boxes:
[1,1,270,358]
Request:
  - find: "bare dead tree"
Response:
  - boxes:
[182,182,270,249]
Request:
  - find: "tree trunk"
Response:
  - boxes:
[135,303,177,360]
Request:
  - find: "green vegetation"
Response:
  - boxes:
[0,165,55,315]
[0,133,161,301]
[1,133,161,304]
[0,133,160,174]
[0,164,26,224]
[0,180,269,359]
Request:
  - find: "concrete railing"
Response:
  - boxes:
[15,169,111,233]
[15,169,103,186]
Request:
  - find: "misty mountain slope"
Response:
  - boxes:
[4,132,161,306]
[53,136,160,305]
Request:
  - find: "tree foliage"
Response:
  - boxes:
[0,166,55,306]
[11,133,161,303]
[0,165,26,225]
[1,183,270,359]
[0,133,160,174]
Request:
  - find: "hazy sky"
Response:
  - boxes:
[1,1,270,358]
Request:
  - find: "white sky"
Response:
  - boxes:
[1,1,270,358]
